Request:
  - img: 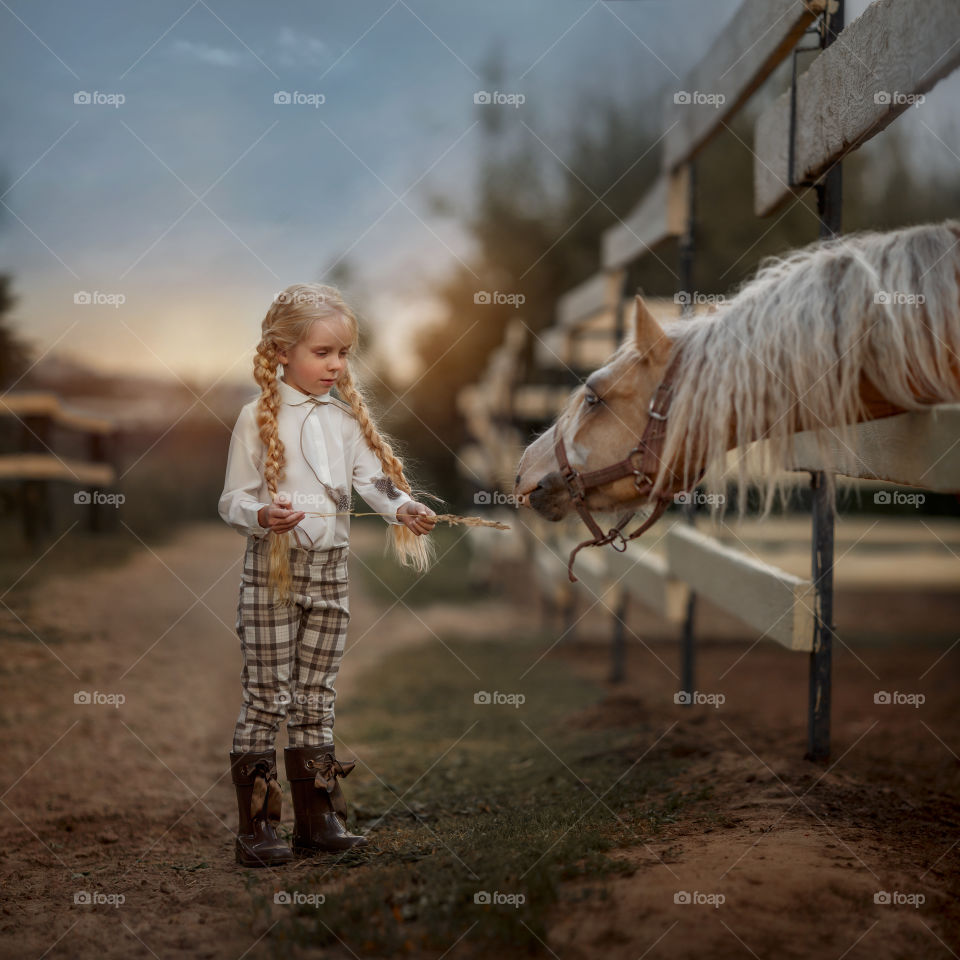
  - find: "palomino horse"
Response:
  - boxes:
[515,220,960,578]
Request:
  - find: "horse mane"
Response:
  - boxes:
[653,219,960,516]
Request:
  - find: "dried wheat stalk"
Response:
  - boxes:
[301,510,510,531]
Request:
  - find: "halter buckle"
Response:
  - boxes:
[562,469,586,501]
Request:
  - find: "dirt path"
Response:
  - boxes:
[1,522,957,959]
[0,522,536,960]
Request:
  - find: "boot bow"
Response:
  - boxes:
[305,752,356,822]
[305,754,356,793]
[248,759,283,822]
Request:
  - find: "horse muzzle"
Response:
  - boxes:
[525,472,572,521]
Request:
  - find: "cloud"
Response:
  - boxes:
[171,39,245,68]
[275,26,327,67]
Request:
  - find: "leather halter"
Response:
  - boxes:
[553,352,690,582]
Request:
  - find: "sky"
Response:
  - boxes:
[1,0,957,389]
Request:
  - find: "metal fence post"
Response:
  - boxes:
[807,0,844,762]
[678,161,698,703]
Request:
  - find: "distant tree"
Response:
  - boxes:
[396,76,661,491]
[0,276,31,389]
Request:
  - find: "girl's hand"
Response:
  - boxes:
[258,496,305,533]
[397,501,437,536]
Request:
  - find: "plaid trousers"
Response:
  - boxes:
[231,535,351,752]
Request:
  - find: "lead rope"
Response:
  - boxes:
[565,498,670,582]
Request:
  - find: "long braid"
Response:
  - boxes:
[253,331,294,605]
[336,364,435,572]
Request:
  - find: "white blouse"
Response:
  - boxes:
[218,375,413,550]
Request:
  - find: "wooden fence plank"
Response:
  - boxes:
[556,269,625,328]
[511,384,573,422]
[605,547,689,623]
[790,404,960,492]
[666,525,814,651]
[555,536,689,623]
[0,392,114,434]
[755,0,960,216]
[602,169,690,271]
[533,326,572,370]
[664,0,824,171]
[0,453,116,486]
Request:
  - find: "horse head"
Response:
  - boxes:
[515,295,686,525]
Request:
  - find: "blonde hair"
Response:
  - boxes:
[652,219,960,516]
[253,282,435,605]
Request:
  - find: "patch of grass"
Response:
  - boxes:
[256,635,698,958]
[351,524,484,607]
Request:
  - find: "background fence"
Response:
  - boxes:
[457,0,960,761]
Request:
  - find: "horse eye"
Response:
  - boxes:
[584,388,600,406]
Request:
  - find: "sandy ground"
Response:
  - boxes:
[547,636,960,960]
[0,522,957,959]
[0,523,537,960]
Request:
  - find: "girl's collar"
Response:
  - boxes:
[278,376,333,406]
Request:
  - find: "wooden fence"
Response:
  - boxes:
[0,392,118,542]
[457,0,960,761]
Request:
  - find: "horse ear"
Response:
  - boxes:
[633,295,669,357]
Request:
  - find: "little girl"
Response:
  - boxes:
[218,282,437,867]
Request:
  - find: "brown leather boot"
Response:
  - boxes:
[229,749,294,867]
[284,743,369,855]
